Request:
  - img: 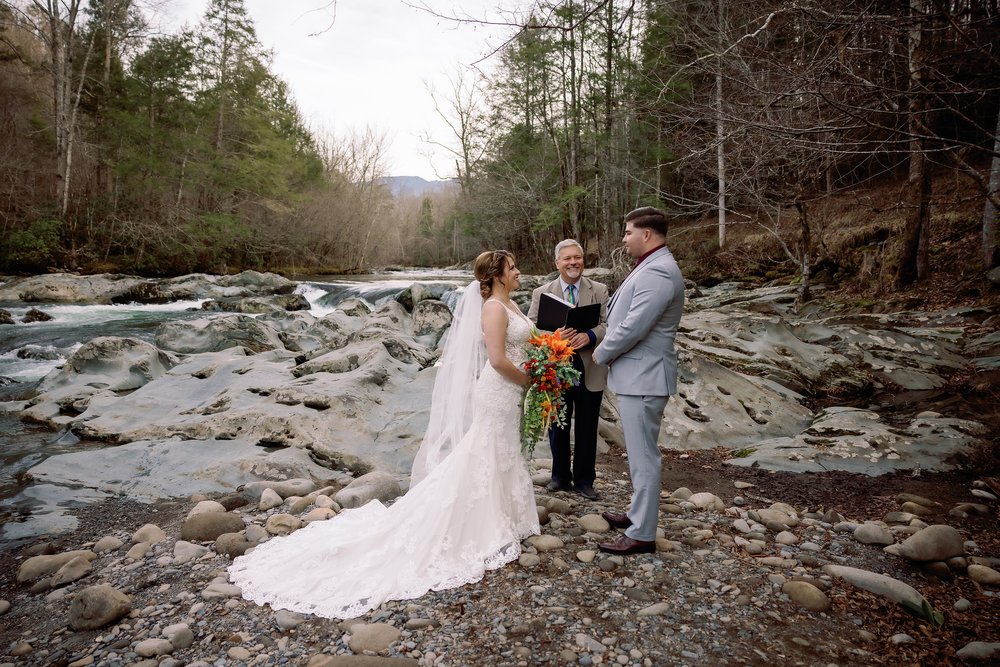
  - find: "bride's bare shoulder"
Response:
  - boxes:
[483,298,507,310]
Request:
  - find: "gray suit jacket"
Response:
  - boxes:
[527,275,609,392]
[593,247,685,397]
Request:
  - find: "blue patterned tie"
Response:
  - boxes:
[567,284,576,305]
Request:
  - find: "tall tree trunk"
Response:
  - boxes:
[62,27,97,221]
[795,200,811,304]
[715,0,726,248]
[43,0,74,212]
[568,2,581,241]
[600,0,614,261]
[983,106,1000,269]
[897,0,931,287]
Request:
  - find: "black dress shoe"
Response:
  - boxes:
[598,534,655,556]
[601,511,632,529]
[575,482,598,500]
[546,480,571,493]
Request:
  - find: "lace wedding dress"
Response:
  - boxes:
[229,298,540,619]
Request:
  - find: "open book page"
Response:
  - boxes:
[536,292,600,332]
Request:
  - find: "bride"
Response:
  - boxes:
[229,250,541,619]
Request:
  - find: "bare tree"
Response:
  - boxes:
[982,101,1000,269]
[423,66,492,193]
[8,1,93,219]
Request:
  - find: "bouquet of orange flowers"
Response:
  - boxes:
[521,329,581,460]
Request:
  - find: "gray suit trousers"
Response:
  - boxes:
[618,394,669,541]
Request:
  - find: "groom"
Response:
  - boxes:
[592,207,685,556]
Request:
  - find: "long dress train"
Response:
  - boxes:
[228,300,540,619]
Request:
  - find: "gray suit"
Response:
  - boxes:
[593,246,685,541]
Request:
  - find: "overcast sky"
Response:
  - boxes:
[160,1,520,180]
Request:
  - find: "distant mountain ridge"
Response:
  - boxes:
[379,176,459,198]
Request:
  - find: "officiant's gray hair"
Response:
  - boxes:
[554,239,584,260]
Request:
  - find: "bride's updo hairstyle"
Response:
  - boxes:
[473,250,514,299]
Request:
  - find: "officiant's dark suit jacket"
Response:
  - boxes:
[527,275,609,392]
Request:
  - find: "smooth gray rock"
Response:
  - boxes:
[884,524,965,562]
[135,638,174,657]
[181,512,245,542]
[155,315,285,354]
[306,656,418,667]
[265,513,303,535]
[201,294,311,314]
[824,564,942,624]
[17,550,96,582]
[163,622,194,649]
[347,623,402,654]
[854,524,894,546]
[967,564,1000,586]
[275,610,307,630]
[214,533,252,558]
[132,524,166,544]
[244,478,318,500]
[32,440,334,505]
[68,584,132,630]
[93,535,124,553]
[782,581,831,612]
[20,337,173,423]
[173,541,210,563]
[334,471,402,509]
[956,641,1000,661]
[0,271,294,304]
[50,555,92,587]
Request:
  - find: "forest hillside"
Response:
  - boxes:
[0,1,997,301]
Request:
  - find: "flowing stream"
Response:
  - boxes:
[0,270,470,538]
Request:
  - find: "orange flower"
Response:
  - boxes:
[521,328,582,460]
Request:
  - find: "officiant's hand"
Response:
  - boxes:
[559,327,590,350]
[557,326,577,339]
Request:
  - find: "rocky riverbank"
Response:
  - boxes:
[2,274,996,535]
[1,450,998,666]
[1,270,998,664]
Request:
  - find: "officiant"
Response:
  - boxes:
[527,239,609,500]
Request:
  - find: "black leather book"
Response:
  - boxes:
[536,292,600,332]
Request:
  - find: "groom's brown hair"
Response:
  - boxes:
[625,206,668,237]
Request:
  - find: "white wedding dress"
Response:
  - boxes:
[229,298,540,619]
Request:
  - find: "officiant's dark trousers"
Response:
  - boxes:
[549,357,603,486]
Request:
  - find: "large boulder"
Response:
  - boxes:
[824,564,943,625]
[0,273,147,304]
[50,555,93,586]
[23,337,173,421]
[156,271,296,301]
[201,294,311,314]
[181,512,246,542]
[17,550,97,582]
[411,299,453,347]
[394,282,460,312]
[347,623,402,654]
[155,315,285,354]
[30,439,336,504]
[884,524,965,562]
[68,585,132,630]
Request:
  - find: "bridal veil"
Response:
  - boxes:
[409,280,485,486]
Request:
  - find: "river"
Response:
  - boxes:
[0,269,471,541]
